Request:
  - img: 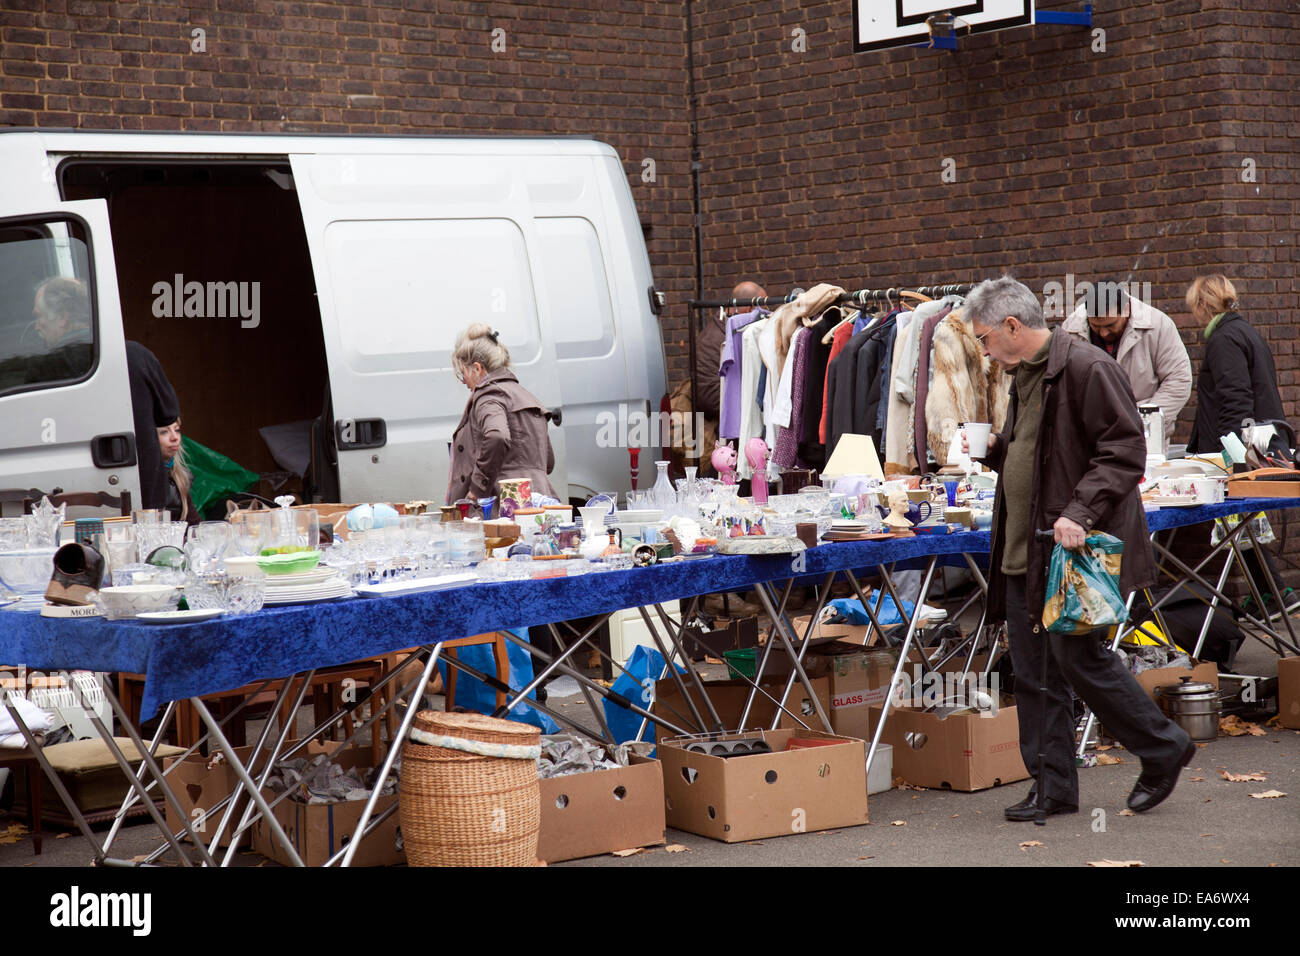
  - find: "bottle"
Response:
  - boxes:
[651,460,676,512]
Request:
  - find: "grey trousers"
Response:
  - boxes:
[1005,574,1190,804]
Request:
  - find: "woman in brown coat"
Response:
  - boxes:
[446,323,558,504]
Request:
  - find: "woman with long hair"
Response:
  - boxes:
[157,418,200,525]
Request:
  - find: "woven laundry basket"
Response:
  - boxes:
[399,710,542,867]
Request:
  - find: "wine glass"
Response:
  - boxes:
[230,511,271,556]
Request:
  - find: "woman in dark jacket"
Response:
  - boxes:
[157,418,201,526]
[1184,275,1296,618]
[1186,275,1286,456]
[446,324,558,505]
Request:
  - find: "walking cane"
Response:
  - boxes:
[1033,530,1058,827]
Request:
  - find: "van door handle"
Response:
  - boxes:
[547,407,563,427]
[90,433,137,469]
[336,417,387,450]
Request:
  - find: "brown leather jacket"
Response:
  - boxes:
[447,367,558,504]
[986,329,1156,623]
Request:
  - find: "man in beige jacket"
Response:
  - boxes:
[1061,282,1191,438]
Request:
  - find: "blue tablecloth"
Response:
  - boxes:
[3,496,1294,720]
[0,531,989,719]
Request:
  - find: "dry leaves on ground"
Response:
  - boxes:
[1118,809,1137,817]
[1190,777,1206,782]
[1249,790,1286,799]
[611,848,643,857]
[1096,753,1124,765]
[891,820,907,826]
[1220,770,1268,782]
[1088,860,1144,867]
[664,844,688,853]
[1219,715,1266,737]
[0,824,28,845]
[1019,840,1044,851]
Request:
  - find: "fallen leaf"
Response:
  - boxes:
[856,855,874,860]
[1096,753,1124,765]
[818,830,840,836]
[951,813,959,818]
[1088,860,1144,867]
[0,824,28,845]
[1219,715,1266,737]
[1250,790,1286,799]
[1220,770,1267,782]
[611,848,643,857]
[664,844,689,853]
[1221,859,1231,864]
[1019,840,1044,851]
[1265,715,1284,729]
[55,832,71,839]
[1200,833,1214,837]
[1190,777,1205,782]
[1096,744,1114,751]
[1118,809,1137,817]
[891,820,907,827]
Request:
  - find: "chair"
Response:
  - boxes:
[0,747,43,855]
[27,490,132,517]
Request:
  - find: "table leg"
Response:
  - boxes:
[752,582,834,733]
[339,643,445,868]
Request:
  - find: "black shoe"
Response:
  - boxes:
[44,542,105,606]
[1127,741,1197,813]
[1004,791,1078,822]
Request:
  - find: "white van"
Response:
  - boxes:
[0,130,668,515]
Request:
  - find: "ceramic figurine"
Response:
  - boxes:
[744,438,771,505]
[883,490,914,531]
[711,440,738,486]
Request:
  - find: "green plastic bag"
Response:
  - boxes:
[181,435,258,517]
[1042,532,1126,635]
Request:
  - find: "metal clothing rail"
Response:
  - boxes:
[687,284,974,312]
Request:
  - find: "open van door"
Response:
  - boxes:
[288,151,569,505]
[0,199,137,515]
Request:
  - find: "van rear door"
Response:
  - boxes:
[289,151,569,504]
[0,199,136,515]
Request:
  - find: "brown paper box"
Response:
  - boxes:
[871,702,1029,792]
[653,675,833,736]
[658,729,868,842]
[164,741,298,848]
[537,754,666,862]
[1276,657,1300,730]
[251,744,404,867]
[1135,661,1219,701]
[790,613,873,646]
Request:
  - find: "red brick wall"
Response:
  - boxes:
[691,0,1299,445]
[2,1,1296,437]
[0,0,697,384]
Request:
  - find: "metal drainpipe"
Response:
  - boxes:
[686,0,704,475]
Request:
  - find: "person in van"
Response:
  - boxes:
[125,340,185,514]
[157,417,199,525]
[6,276,95,387]
[446,323,557,505]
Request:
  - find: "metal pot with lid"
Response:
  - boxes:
[1155,676,1220,743]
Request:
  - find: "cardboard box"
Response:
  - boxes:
[827,645,907,741]
[1277,656,1300,730]
[658,729,869,842]
[871,702,1029,792]
[791,613,873,647]
[164,741,304,848]
[652,675,833,738]
[1135,661,1219,702]
[537,755,665,862]
[251,744,404,867]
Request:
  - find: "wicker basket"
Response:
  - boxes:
[399,711,542,867]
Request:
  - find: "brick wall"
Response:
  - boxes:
[691,0,1299,445]
[0,0,696,383]
[2,0,1296,441]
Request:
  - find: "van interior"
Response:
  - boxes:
[60,160,339,506]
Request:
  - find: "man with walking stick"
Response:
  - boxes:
[963,276,1194,822]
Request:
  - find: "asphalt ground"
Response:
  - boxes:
[2,593,1295,870]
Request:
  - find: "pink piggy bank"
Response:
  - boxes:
[712,441,738,486]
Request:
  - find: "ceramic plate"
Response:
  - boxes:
[137,609,226,624]
[262,567,335,587]
[262,578,352,605]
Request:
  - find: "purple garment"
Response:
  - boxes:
[718,308,765,439]
[774,328,810,468]
[912,305,952,473]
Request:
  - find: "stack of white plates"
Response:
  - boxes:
[262,568,352,605]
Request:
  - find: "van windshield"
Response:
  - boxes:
[0,220,95,395]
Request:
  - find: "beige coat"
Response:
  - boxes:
[447,368,558,504]
[1062,297,1191,437]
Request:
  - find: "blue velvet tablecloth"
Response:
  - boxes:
[2,496,1294,720]
[0,531,989,719]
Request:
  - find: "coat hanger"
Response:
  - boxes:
[899,289,934,305]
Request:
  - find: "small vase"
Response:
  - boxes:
[651,460,676,512]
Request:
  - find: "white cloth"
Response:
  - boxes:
[0,696,53,748]
[771,326,801,430]
[756,317,781,451]
[738,319,766,480]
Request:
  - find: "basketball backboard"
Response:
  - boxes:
[852,0,1035,52]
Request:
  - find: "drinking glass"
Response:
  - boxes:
[230,511,271,556]
[0,518,28,552]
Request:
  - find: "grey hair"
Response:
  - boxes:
[452,322,511,373]
[964,275,1045,330]
[35,276,91,328]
